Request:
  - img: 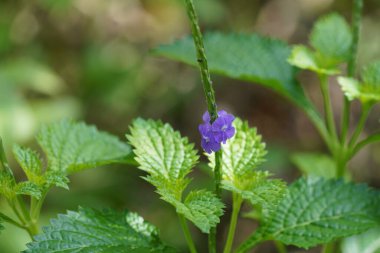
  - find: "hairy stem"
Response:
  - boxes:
[223,194,242,253]
[178,214,198,253]
[183,0,218,120]
[183,0,222,252]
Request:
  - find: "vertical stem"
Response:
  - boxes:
[223,194,242,253]
[274,241,287,253]
[183,0,222,252]
[319,75,338,150]
[348,103,371,148]
[321,242,335,253]
[178,214,198,253]
[341,0,363,144]
[183,0,218,120]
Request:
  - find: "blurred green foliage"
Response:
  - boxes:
[0,0,380,252]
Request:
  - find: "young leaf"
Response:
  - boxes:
[341,227,380,253]
[0,170,16,199]
[13,145,42,182]
[178,190,224,233]
[154,32,313,110]
[289,13,352,75]
[127,119,224,233]
[208,118,285,214]
[291,152,336,179]
[37,120,132,173]
[338,61,380,105]
[264,178,380,248]
[25,207,174,253]
[310,13,353,62]
[288,45,340,75]
[127,118,198,183]
[15,181,42,199]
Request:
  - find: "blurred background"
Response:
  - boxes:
[0,0,380,252]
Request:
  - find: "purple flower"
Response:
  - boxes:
[199,123,221,153]
[199,110,235,153]
[212,111,235,144]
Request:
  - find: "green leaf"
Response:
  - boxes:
[208,118,266,179]
[288,45,339,75]
[338,77,362,101]
[208,118,285,214]
[127,119,224,233]
[262,178,380,248]
[291,152,336,179]
[43,171,69,190]
[0,170,16,199]
[154,32,312,110]
[127,118,198,183]
[15,181,42,199]
[310,13,352,62]
[178,190,224,233]
[338,61,380,104]
[13,145,42,182]
[26,207,174,253]
[342,227,380,253]
[37,120,132,174]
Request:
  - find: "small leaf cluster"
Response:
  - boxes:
[288,13,353,74]
[208,118,286,217]
[127,118,224,233]
[339,61,380,105]
[0,120,131,236]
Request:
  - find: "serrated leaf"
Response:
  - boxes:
[43,171,69,190]
[13,145,42,182]
[37,120,132,174]
[0,170,16,199]
[310,13,352,62]
[342,227,380,253]
[338,61,380,104]
[222,172,286,218]
[15,181,42,199]
[262,178,380,248]
[127,118,198,182]
[288,45,339,75]
[26,207,173,253]
[177,190,224,233]
[338,77,362,101]
[208,118,266,179]
[292,152,336,179]
[127,119,224,233]
[208,118,285,214]
[154,32,313,110]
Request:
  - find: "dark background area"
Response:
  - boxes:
[0,0,380,252]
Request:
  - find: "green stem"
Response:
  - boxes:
[223,194,242,253]
[0,212,26,229]
[183,0,222,252]
[319,74,338,152]
[321,242,335,253]
[183,0,218,120]
[348,0,363,77]
[234,229,266,253]
[350,133,380,158]
[274,241,287,253]
[348,103,372,149]
[341,0,363,144]
[178,214,197,253]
